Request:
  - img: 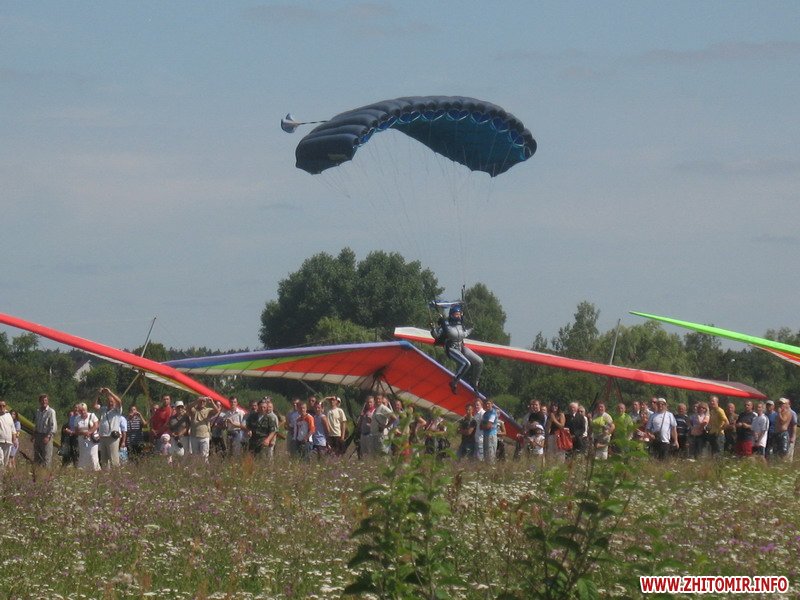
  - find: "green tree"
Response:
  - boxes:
[12,332,39,357]
[552,301,600,359]
[309,316,376,344]
[464,283,510,344]
[683,331,725,379]
[604,322,693,403]
[463,283,512,395]
[135,341,169,363]
[260,248,357,348]
[513,303,602,407]
[260,248,441,348]
[353,250,441,335]
[0,332,10,361]
[79,363,119,399]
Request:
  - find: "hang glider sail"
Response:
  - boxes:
[0,312,231,408]
[165,341,522,438]
[293,96,536,176]
[394,327,766,400]
[631,311,800,368]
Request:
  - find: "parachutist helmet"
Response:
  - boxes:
[448,304,463,322]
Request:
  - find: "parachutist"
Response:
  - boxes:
[430,303,483,393]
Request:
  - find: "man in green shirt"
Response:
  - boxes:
[247,399,279,458]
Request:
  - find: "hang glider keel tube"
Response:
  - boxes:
[165,340,523,438]
[394,327,766,400]
[0,312,232,408]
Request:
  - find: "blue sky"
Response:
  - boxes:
[2,1,799,352]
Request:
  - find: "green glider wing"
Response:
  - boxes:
[630,312,800,367]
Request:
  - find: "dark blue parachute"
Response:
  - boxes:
[295,96,536,177]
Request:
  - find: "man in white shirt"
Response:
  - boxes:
[325,396,347,455]
[646,397,678,460]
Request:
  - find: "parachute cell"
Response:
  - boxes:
[294,96,536,177]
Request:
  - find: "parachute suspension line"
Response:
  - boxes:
[318,162,352,199]
[395,133,427,257]
[349,142,395,239]
[343,136,435,317]
[360,134,423,260]
[453,176,467,288]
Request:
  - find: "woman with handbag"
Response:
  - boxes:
[74,403,100,471]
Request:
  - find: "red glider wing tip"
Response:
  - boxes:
[0,311,230,408]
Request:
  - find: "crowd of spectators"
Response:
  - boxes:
[515,395,798,463]
[3,390,797,472]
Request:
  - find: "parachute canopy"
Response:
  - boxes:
[295,96,536,177]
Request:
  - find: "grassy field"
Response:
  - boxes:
[0,450,798,599]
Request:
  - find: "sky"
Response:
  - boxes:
[2,1,799,353]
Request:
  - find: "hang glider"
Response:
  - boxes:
[164,341,523,438]
[631,311,800,368]
[0,312,231,408]
[394,327,766,400]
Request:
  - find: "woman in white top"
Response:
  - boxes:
[74,403,100,471]
[8,411,21,468]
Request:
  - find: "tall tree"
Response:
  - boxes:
[260,248,441,348]
[309,316,376,345]
[463,283,510,345]
[462,283,512,395]
[353,251,441,335]
[260,248,357,348]
[552,301,600,359]
[683,331,725,379]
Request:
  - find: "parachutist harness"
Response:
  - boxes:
[429,299,483,393]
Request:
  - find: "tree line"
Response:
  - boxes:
[2,247,799,420]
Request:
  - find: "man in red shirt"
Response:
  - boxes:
[150,395,174,451]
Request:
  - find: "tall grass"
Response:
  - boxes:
[0,452,798,598]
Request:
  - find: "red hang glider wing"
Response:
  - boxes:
[394,327,766,400]
[164,341,522,438]
[0,312,231,408]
